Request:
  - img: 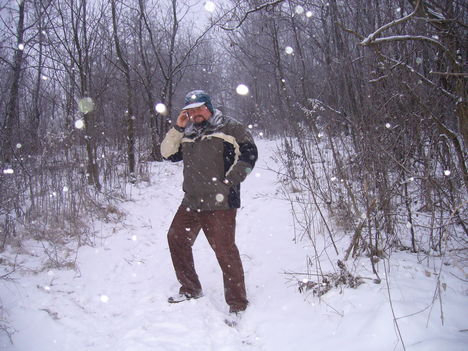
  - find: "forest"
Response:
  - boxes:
[0,0,467,347]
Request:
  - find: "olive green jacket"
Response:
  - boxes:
[161,110,258,210]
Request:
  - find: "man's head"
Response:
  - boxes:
[183,90,214,125]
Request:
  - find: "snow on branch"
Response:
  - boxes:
[368,34,451,54]
[360,0,422,46]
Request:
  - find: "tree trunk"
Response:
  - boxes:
[2,0,26,162]
[111,0,136,181]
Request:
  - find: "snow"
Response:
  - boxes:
[236,84,249,96]
[1,139,467,351]
[155,103,167,114]
[204,1,216,13]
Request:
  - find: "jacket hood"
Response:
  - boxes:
[185,109,226,138]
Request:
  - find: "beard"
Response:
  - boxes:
[192,115,206,125]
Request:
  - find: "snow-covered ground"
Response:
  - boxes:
[1,139,467,351]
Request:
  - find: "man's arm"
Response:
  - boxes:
[161,110,189,162]
[161,127,184,161]
[224,124,258,185]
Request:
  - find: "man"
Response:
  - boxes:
[161,90,258,316]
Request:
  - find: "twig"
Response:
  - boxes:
[448,271,468,282]
[221,0,286,31]
[0,255,18,280]
[383,259,407,351]
[430,71,468,77]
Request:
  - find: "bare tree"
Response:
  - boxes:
[111,0,136,181]
[2,0,26,162]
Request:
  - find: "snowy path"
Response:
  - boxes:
[1,140,467,351]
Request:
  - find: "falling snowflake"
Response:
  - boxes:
[74,119,85,129]
[155,103,167,114]
[18,43,24,50]
[285,46,294,55]
[204,1,216,12]
[78,97,94,114]
[385,123,391,129]
[131,235,137,241]
[444,170,451,176]
[3,168,14,175]
[100,295,109,303]
[63,186,69,192]
[295,5,304,15]
[16,143,22,149]
[306,11,313,18]
[236,84,249,95]
[215,194,224,202]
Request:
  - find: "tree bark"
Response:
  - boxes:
[2,0,26,162]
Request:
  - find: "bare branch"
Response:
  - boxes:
[363,34,458,65]
[221,0,286,31]
[376,52,458,100]
[430,71,468,77]
[360,0,422,46]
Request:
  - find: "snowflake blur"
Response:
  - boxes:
[74,119,85,130]
[155,103,167,114]
[78,97,95,114]
[285,46,294,55]
[295,5,305,15]
[236,84,249,95]
[204,1,216,12]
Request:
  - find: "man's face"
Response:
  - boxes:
[186,105,212,124]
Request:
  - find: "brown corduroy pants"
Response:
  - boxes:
[167,205,248,312]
